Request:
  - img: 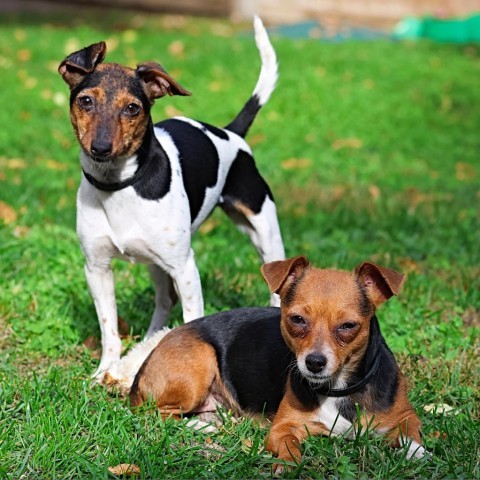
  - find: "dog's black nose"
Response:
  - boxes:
[91,140,112,158]
[305,353,327,373]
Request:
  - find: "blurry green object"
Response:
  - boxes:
[394,13,480,43]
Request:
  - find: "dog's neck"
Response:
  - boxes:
[81,119,169,194]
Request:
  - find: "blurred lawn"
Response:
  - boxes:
[0,9,479,479]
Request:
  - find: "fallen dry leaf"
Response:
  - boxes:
[248,133,266,147]
[208,80,224,92]
[362,78,375,89]
[0,157,27,169]
[17,49,31,62]
[332,137,363,150]
[455,162,476,181]
[281,158,312,170]
[105,37,119,52]
[397,257,420,274]
[164,105,183,118]
[83,335,98,350]
[210,23,234,37]
[13,225,30,238]
[461,307,480,328]
[369,184,381,200]
[168,40,185,57]
[0,201,18,224]
[14,29,26,41]
[107,463,140,476]
[46,159,67,171]
[83,335,99,359]
[199,218,220,235]
[64,38,80,55]
[118,316,130,337]
[122,30,137,43]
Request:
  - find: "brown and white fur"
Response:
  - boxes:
[127,257,425,473]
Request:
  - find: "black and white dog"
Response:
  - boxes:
[58,17,285,381]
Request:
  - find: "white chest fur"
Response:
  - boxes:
[315,396,354,437]
[76,180,192,271]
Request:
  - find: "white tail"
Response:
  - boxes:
[252,15,278,106]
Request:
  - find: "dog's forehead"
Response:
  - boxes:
[71,63,148,104]
[291,268,366,313]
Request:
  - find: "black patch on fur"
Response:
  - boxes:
[289,368,322,410]
[338,316,399,418]
[191,307,293,414]
[133,122,172,200]
[225,95,261,138]
[157,118,219,224]
[282,269,308,306]
[220,150,273,215]
[200,122,230,140]
[356,278,374,317]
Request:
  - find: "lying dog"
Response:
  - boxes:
[58,17,285,380]
[129,257,425,472]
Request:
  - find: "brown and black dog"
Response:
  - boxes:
[130,257,425,472]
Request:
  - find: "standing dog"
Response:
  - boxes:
[58,17,285,380]
[129,257,425,472]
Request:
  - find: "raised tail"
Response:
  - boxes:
[225,16,278,138]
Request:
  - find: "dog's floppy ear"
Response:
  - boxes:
[261,256,310,296]
[58,41,106,89]
[136,62,191,101]
[355,262,405,306]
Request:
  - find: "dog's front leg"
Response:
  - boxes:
[84,262,122,380]
[169,248,204,322]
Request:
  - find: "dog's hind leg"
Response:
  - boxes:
[168,248,204,322]
[146,265,177,337]
[129,328,219,415]
[220,151,285,306]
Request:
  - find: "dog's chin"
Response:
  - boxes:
[90,154,113,164]
[296,365,333,386]
[301,373,332,386]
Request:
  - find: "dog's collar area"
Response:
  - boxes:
[312,316,382,398]
[82,161,150,192]
[82,120,156,192]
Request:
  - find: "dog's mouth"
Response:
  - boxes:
[90,153,113,163]
[293,361,332,386]
[301,371,332,385]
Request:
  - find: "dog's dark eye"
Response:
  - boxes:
[290,315,306,326]
[124,103,141,117]
[338,322,358,331]
[77,96,93,110]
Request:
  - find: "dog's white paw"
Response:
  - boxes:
[406,440,428,460]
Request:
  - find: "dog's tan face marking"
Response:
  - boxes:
[59,42,191,164]
[68,64,151,161]
[261,257,405,383]
[280,269,372,378]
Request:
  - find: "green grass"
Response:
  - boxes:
[1,8,479,479]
